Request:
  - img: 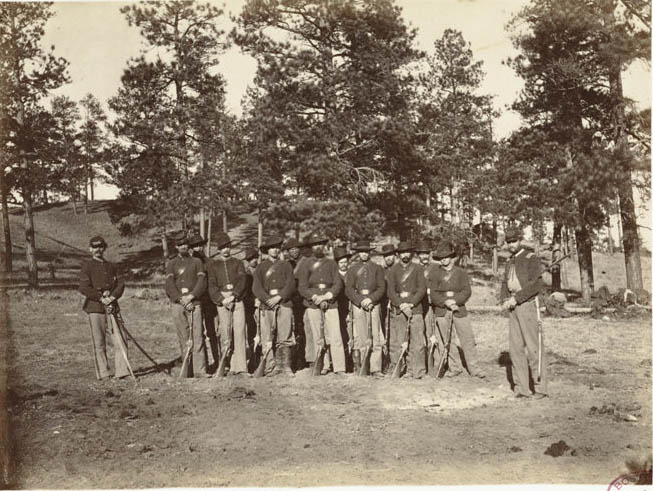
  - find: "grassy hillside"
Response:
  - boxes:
[0,199,650,296]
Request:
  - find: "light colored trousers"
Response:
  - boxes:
[258,305,294,373]
[171,303,206,377]
[216,302,247,374]
[434,314,477,374]
[305,308,346,373]
[509,299,548,395]
[351,304,383,373]
[87,313,130,379]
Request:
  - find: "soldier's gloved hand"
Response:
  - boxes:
[444,299,456,310]
[222,295,234,307]
[105,304,115,314]
[254,298,261,308]
[502,297,517,310]
[399,303,412,317]
[253,335,260,347]
[311,294,321,305]
[430,335,437,346]
[267,295,281,308]
[361,298,373,310]
[319,301,329,311]
[401,341,408,351]
[181,294,194,306]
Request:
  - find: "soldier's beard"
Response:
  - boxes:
[313,248,325,258]
[401,255,411,264]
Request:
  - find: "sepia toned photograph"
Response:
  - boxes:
[0,0,651,488]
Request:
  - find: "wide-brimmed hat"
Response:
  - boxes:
[433,242,456,260]
[352,240,375,252]
[333,246,352,261]
[283,238,300,250]
[396,241,414,253]
[243,247,258,261]
[303,233,329,247]
[175,235,189,247]
[380,243,396,255]
[260,236,284,251]
[214,232,231,249]
[89,235,107,248]
[505,227,523,243]
[187,233,207,247]
[414,241,432,253]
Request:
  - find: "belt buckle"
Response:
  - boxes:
[400,292,410,298]
[360,289,370,295]
[318,283,327,289]
[269,289,279,295]
[181,288,189,294]
[225,284,234,291]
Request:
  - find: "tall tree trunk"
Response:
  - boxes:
[575,225,594,303]
[606,214,614,255]
[0,169,12,273]
[89,168,94,201]
[71,197,77,216]
[161,229,169,261]
[206,214,212,257]
[552,222,563,292]
[22,187,38,287]
[607,10,643,291]
[41,189,48,205]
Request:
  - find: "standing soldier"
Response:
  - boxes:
[242,247,259,371]
[283,238,305,370]
[429,242,485,378]
[380,243,395,372]
[386,241,427,379]
[252,236,296,375]
[206,232,248,376]
[297,234,346,375]
[188,233,219,370]
[79,235,130,380]
[334,246,353,370]
[165,236,209,378]
[282,238,301,268]
[345,241,386,376]
[500,227,548,399]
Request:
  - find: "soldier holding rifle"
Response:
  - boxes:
[165,236,209,378]
[429,242,485,378]
[344,241,386,376]
[207,232,248,377]
[297,234,346,375]
[500,227,548,399]
[252,236,296,375]
[386,241,427,379]
[79,235,131,380]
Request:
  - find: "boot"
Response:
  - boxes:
[280,346,294,375]
[352,349,361,373]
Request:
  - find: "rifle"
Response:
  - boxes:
[114,310,170,376]
[535,295,543,382]
[383,302,390,372]
[105,308,136,381]
[215,304,234,377]
[436,311,455,379]
[313,306,328,376]
[179,306,194,378]
[248,306,261,373]
[427,309,437,378]
[391,311,411,378]
[358,308,372,376]
[347,301,354,356]
[254,306,277,377]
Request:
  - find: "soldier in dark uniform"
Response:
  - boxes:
[165,236,209,378]
[429,242,485,378]
[252,236,296,375]
[500,227,548,399]
[79,235,130,380]
[188,233,219,371]
[334,246,353,371]
[386,241,427,379]
[207,232,248,376]
[242,247,259,371]
[380,243,395,372]
[345,241,386,376]
[282,238,301,268]
[297,234,346,375]
[283,238,306,371]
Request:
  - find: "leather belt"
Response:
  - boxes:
[269,289,279,295]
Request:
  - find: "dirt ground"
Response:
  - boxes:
[2,290,651,488]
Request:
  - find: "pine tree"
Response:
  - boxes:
[0,2,69,284]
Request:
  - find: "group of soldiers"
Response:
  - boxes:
[79,226,548,400]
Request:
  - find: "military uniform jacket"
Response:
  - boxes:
[165,255,206,305]
[207,256,247,305]
[386,262,426,314]
[500,249,542,304]
[345,261,386,307]
[429,265,472,318]
[252,258,296,311]
[79,258,125,314]
[297,256,343,310]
